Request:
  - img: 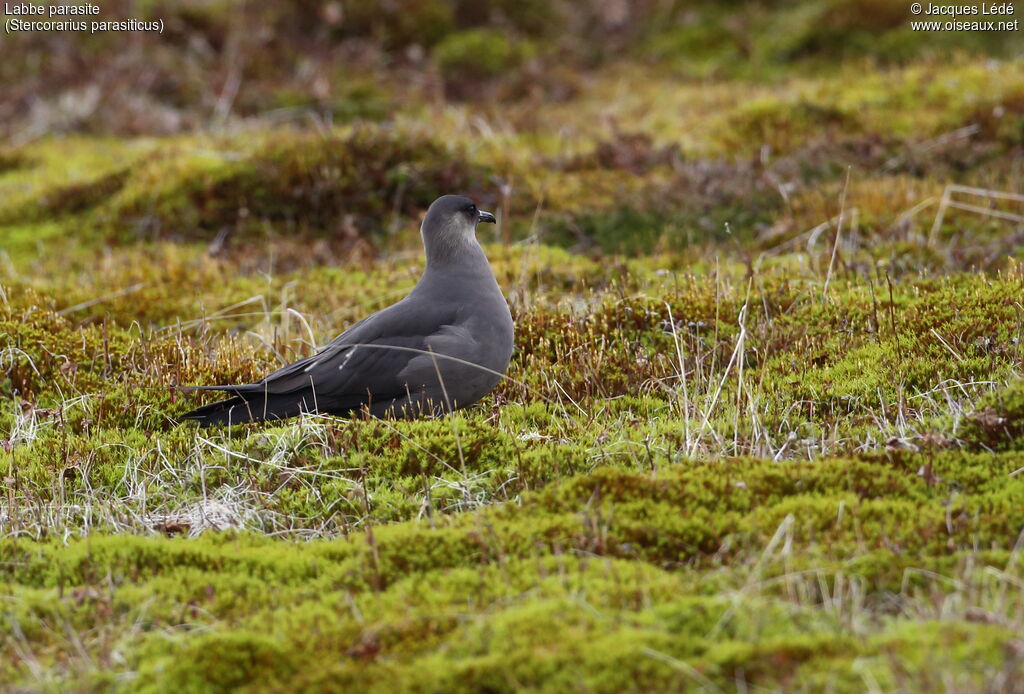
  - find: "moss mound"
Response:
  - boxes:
[6,128,486,247]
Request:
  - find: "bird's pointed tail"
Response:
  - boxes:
[179,394,262,426]
[177,385,325,426]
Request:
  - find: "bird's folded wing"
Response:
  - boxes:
[232,301,462,397]
[266,334,430,398]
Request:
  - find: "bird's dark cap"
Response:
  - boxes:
[424,195,495,229]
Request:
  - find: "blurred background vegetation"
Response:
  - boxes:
[2,0,1022,265]
[3,0,1022,139]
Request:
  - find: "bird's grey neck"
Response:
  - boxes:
[423,234,490,272]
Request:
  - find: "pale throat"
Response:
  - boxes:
[422,222,481,267]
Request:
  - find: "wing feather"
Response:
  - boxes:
[180,296,465,420]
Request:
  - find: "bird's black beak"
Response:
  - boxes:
[478,210,497,224]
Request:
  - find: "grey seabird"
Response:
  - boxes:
[180,195,514,426]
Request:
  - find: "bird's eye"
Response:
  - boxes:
[466,204,477,215]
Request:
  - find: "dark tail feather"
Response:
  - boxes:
[179,391,312,426]
[180,395,256,426]
[178,385,372,426]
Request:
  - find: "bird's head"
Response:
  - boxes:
[421,195,496,263]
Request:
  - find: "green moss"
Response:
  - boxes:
[39,168,131,218]
[0,149,31,174]
[3,452,1023,690]
[342,0,455,48]
[100,127,485,243]
[435,30,537,97]
[724,98,860,153]
[133,630,296,693]
[642,0,1022,79]
[267,80,393,124]
[0,137,153,227]
[960,378,1024,451]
